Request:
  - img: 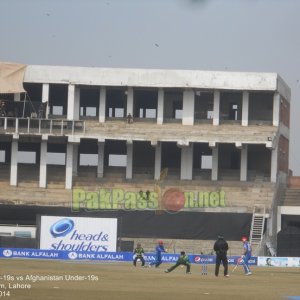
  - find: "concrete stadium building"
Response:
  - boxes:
[0,62,294,255]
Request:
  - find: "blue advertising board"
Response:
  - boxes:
[0,248,257,265]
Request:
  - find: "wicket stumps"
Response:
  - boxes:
[201,263,208,275]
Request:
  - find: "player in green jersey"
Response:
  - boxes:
[165,251,191,274]
[133,243,145,267]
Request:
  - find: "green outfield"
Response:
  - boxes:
[0,259,299,300]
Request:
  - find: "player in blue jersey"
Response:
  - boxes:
[149,240,166,267]
[241,236,252,275]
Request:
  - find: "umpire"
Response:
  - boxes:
[213,235,229,277]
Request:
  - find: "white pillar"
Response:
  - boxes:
[273,92,280,126]
[213,90,220,126]
[67,84,80,120]
[126,87,133,116]
[211,143,219,180]
[39,139,47,188]
[154,142,162,180]
[72,143,78,176]
[67,84,75,120]
[126,141,133,179]
[65,143,74,189]
[10,139,18,186]
[242,91,249,126]
[97,141,105,178]
[240,144,248,181]
[42,83,50,119]
[14,93,21,101]
[157,88,164,125]
[271,146,278,183]
[180,144,193,180]
[182,90,195,125]
[99,87,106,123]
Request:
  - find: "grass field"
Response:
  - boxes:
[0,259,300,300]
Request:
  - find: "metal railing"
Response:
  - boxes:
[0,117,85,135]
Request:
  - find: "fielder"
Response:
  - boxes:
[133,242,145,267]
[149,240,166,268]
[165,251,191,274]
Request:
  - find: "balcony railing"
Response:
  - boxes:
[0,117,85,135]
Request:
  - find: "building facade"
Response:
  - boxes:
[0,63,291,254]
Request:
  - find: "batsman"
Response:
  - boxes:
[149,240,166,268]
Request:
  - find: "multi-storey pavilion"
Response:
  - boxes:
[0,62,291,254]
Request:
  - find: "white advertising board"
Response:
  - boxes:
[258,256,300,267]
[39,216,117,252]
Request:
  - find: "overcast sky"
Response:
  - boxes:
[1,0,300,174]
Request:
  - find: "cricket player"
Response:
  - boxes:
[133,242,145,267]
[241,236,252,275]
[165,251,191,274]
[149,240,166,267]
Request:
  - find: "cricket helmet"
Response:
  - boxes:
[158,240,164,245]
[241,236,248,242]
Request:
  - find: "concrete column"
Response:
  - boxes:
[126,141,133,179]
[99,87,106,123]
[182,90,195,125]
[211,143,218,180]
[271,146,278,183]
[65,143,74,189]
[213,90,220,126]
[126,87,134,116]
[273,92,280,126]
[97,141,105,178]
[42,83,50,119]
[180,144,193,180]
[240,144,248,181]
[242,91,249,126]
[154,142,162,180]
[14,93,21,101]
[39,139,47,188]
[67,84,75,120]
[157,88,164,125]
[10,138,18,186]
[72,143,79,176]
[67,84,80,120]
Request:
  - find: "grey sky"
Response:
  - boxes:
[1,0,300,174]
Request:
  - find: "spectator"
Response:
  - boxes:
[127,113,133,124]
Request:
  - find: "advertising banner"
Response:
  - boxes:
[192,255,257,266]
[0,248,258,265]
[258,256,300,267]
[39,216,118,252]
